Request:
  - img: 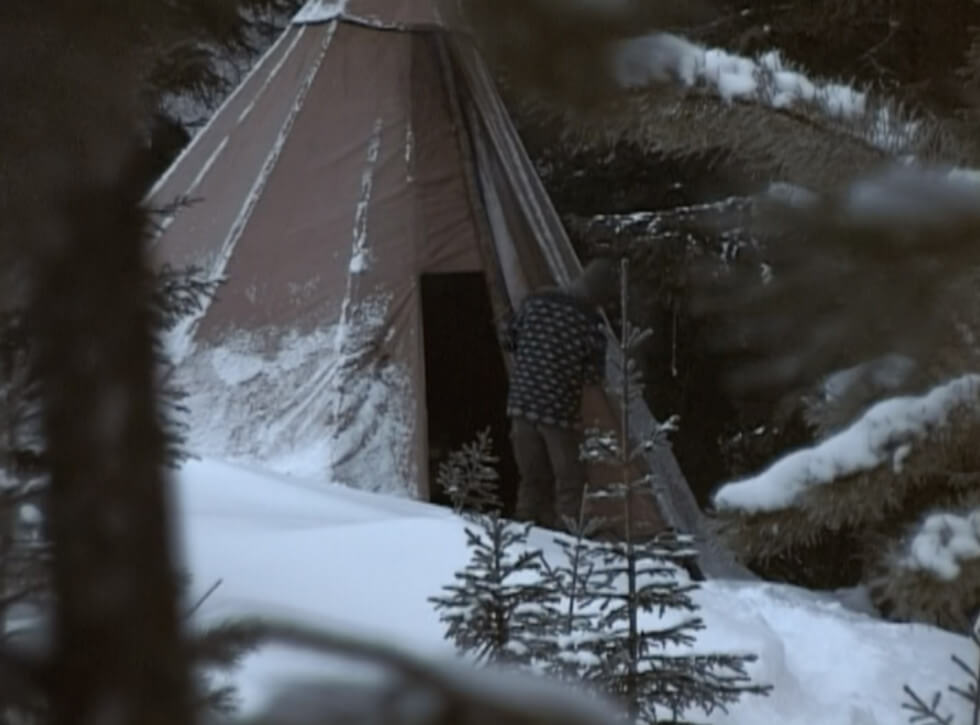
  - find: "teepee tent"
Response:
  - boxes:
[149,0,748,578]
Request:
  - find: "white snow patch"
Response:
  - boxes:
[714,375,980,513]
[293,0,348,24]
[760,166,980,232]
[819,83,866,117]
[702,48,759,101]
[845,165,980,224]
[19,504,42,526]
[891,443,912,473]
[163,311,204,367]
[176,458,974,724]
[609,33,702,88]
[906,510,980,580]
[341,117,382,282]
[764,182,818,207]
[207,343,267,386]
[348,248,371,274]
[949,167,980,185]
[771,69,817,107]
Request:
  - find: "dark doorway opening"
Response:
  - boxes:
[420,272,518,514]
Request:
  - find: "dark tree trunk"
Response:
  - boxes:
[0,1,198,721]
[30,149,194,725]
[0,1,312,722]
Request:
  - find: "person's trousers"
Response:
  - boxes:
[509,417,587,529]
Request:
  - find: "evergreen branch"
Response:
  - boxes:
[241,618,618,725]
[950,653,979,692]
[902,684,955,725]
[189,620,264,669]
[185,577,223,618]
[0,581,48,613]
[195,681,239,716]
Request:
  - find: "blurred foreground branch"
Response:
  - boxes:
[230,618,620,725]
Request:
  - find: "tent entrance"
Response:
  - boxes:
[420,272,518,514]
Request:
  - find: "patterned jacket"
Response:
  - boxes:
[503,289,606,429]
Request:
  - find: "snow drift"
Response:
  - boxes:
[176,457,973,724]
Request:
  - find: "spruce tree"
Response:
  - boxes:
[547,482,605,637]
[550,259,771,723]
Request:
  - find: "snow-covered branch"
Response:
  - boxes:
[238,617,620,725]
[713,375,980,514]
[905,511,980,581]
[609,32,922,156]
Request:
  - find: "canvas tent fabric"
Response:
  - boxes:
[149,0,751,579]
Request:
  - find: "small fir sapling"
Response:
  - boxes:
[429,513,559,666]
[552,483,605,632]
[541,482,608,681]
[431,431,558,667]
[436,427,503,515]
[556,257,771,723]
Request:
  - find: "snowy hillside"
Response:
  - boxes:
[176,458,972,725]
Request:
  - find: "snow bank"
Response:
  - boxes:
[713,375,980,513]
[177,458,462,708]
[176,457,973,724]
[609,34,919,153]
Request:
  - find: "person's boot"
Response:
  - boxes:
[554,480,585,533]
[514,482,548,525]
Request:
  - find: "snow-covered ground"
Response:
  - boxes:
[176,457,973,725]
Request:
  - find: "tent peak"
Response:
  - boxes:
[293,0,347,24]
[292,0,445,29]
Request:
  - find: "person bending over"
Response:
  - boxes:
[503,258,617,529]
